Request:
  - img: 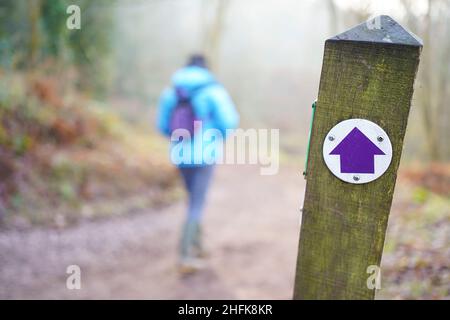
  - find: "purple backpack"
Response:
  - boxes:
[169,84,210,136]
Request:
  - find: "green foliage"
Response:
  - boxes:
[10,193,23,210]
[66,0,116,96]
[41,0,68,57]
[0,1,28,68]
[0,0,116,96]
[379,188,450,299]
[12,134,32,155]
[412,187,429,204]
[50,157,86,203]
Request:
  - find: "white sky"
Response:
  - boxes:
[334,0,429,18]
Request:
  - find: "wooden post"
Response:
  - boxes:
[294,16,422,300]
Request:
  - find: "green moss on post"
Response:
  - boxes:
[294,16,422,300]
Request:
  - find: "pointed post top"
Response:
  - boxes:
[328,15,423,47]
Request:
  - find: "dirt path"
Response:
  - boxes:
[0,165,305,299]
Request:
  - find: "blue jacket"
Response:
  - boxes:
[157,66,239,167]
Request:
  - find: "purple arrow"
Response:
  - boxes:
[330,127,385,174]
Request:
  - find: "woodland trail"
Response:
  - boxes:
[0,165,304,299]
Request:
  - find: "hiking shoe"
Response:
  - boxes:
[192,246,209,258]
[178,257,206,274]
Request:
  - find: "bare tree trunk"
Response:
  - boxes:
[326,0,338,35]
[436,0,450,159]
[420,0,440,161]
[29,0,42,66]
[202,0,231,73]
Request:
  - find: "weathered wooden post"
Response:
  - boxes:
[294,16,422,299]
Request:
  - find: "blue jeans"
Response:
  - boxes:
[179,165,214,223]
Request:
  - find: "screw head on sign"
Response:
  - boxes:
[328,135,335,142]
[353,175,360,182]
[377,136,384,142]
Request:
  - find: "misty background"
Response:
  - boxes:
[0,0,448,300]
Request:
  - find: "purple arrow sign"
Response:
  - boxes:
[330,127,385,174]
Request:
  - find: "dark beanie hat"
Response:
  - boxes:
[187,54,208,68]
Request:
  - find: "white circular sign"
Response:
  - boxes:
[323,119,392,184]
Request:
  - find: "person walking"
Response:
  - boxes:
[157,54,239,273]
